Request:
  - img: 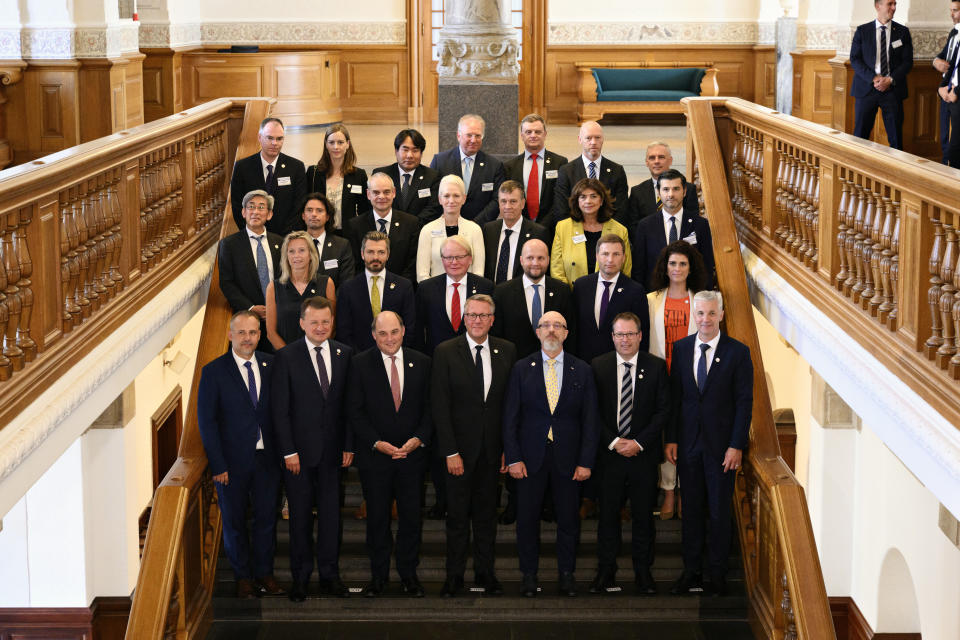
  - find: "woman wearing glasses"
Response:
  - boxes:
[416,175,485,282]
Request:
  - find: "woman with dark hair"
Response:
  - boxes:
[305,124,371,230]
[550,177,632,286]
[647,240,707,520]
[265,231,336,350]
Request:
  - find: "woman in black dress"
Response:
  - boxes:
[304,124,370,231]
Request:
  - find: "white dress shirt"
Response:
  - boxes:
[874,19,893,76]
[310,230,326,258]
[497,218,523,278]
[232,350,264,449]
[661,208,685,245]
[693,332,722,386]
[260,155,277,182]
[305,337,333,385]
[581,154,604,175]
[446,274,468,323]
[246,226,275,282]
[522,273,546,324]
[594,272,620,327]
[373,209,393,234]
[608,351,641,451]
[466,334,492,399]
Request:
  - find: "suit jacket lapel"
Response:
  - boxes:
[700,336,724,395]
[226,356,256,409]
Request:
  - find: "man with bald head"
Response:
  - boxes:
[503,309,599,597]
[626,142,700,229]
[430,114,506,224]
[550,121,629,228]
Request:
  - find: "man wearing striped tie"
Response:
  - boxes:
[588,312,670,596]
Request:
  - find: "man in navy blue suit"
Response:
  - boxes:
[849,0,913,150]
[198,311,284,599]
[932,3,960,164]
[503,310,599,598]
[665,291,753,597]
[429,114,505,224]
[272,296,354,602]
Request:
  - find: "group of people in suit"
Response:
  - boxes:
[200,109,753,601]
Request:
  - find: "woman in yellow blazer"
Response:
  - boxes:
[550,178,632,287]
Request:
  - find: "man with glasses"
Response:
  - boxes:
[503,310,599,598]
[432,294,517,597]
[588,312,669,596]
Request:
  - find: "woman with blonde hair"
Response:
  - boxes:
[305,124,370,230]
[416,174,485,282]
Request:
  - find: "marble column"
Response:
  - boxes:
[776,16,797,115]
[437,0,519,158]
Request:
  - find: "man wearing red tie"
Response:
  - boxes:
[502,114,568,234]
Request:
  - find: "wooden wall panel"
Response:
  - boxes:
[338,48,408,123]
[791,50,835,125]
[193,66,264,101]
[141,48,187,123]
[754,45,776,108]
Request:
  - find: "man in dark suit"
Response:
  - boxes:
[301,192,355,290]
[491,239,575,359]
[429,114,505,224]
[344,172,421,283]
[432,294,516,597]
[550,121,629,228]
[197,310,284,599]
[230,117,307,234]
[633,169,716,290]
[347,311,432,598]
[933,3,960,164]
[503,310,599,597]
[626,142,699,229]
[416,235,494,354]
[219,189,283,353]
[572,234,649,362]
[665,291,753,597]
[850,0,913,150]
[589,312,669,596]
[272,297,354,602]
[335,231,416,352]
[373,129,442,223]
[483,181,549,284]
[502,114,568,229]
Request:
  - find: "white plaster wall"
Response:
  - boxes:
[548,0,762,22]
[198,0,405,22]
[0,497,30,606]
[20,0,73,26]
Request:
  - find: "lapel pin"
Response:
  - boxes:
[688,218,692,223]
[274,244,280,249]
[408,362,414,367]
[471,288,477,294]
[530,361,536,367]
[617,287,623,293]
[394,222,400,227]
[546,158,551,164]
[390,282,396,289]
[479,162,485,167]
[418,175,423,180]
[281,163,286,169]
[310,289,316,294]
[525,232,531,238]
[606,167,610,173]
[548,292,554,297]
[638,374,644,379]
[494,348,499,354]
[336,348,342,355]
[715,357,720,363]
[262,361,268,367]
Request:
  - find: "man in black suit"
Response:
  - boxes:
[633,169,716,290]
[432,294,516,597]
[272,297,354,602]
[373,129,442,223]
[626,142,699,229]
[589,312,670,596]
[666,291,753,597]
[429,114,505,224]
[344,172,421,283]
[335,231,416,352]
[347,310,432,598]
[502,114,568,229]
[301,192,355,290]
[491,239,575,359]
[219,190,283,353]
[483,181,549,284]
[850,0,913,150]
[550,121,629,228]
[230,117,307,234]
[197,310,284,599]
[572,234,649,362]
[933,3,960,164]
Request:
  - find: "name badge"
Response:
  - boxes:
[545,170,558,179]
[277,176,291,186]
[418,188,431,198]
[683,232,698,245]
[572,234,587,244]
[431,229,445,237]
[350,184,363,194]
[892,39,902,48]
[481,182,494,192]
[323,259,338,269]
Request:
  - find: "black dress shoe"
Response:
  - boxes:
[440,575,464,597]
[541,504,555,523]
[288,581,308,602]
[318,577,349,597]
[706,573,728,597]
[558,572,577,597]
[363,577,386,598]
[426,503,447,520]
[498,501,517,525]
[521,573,538,598]
[588,571,615,594]
[669,571,703,596]
[634,570,657,596]
[475,573,503,596]
[400,575,426,597]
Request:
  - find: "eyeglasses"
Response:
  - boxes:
[463,312,493,321]
[245,204,268,211]
[441,254,469,262]
[612,331,640,339]
[537,322,567,330]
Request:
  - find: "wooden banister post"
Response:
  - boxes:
[818,160,838,284]
[762,136,776,235]
[897,194,928,349]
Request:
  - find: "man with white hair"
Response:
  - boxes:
[429,114,505,224]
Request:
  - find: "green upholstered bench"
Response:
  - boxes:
[576,62,720,122]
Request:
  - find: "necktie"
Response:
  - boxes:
[265,164,277,195]
[401,173,411,199]
[475,345,485,399]
[655,179,663,212]
[377,217,388,234]
[451,282,462,331]
[463,156,473,191]
[618,362,633,437]
[599,280,612,327]
[244,361,263,445]
[315,345,330,398]
[527,154,540,220]
[949,29,958,68]
[314,238,322,257]
[370,275,381,316]
[697,343,710,394]
[390,355,401,411]
[254,236,270,295]
[588,161,597,179]
[530,283,542,330]
[545,359,559,441]
[880,25,889,77]
[669,216,678,244]
[495,229,513,283]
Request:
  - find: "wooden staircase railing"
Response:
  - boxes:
[123,98,273,640]
[685,98,836,640]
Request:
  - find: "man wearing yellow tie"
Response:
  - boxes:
[503,310,600,598]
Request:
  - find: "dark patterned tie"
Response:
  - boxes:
[315,345,330,398]
[588,161,597,179]
[495,229,513,283]
[254,235,270,295]
[879,25,889,77]
[378,218,388,234]
[599,280,612,327]
[669,216,678,244]
[265,164,277,195]
[618,362,633,437]
[697,343,710,394]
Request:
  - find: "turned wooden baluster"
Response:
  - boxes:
[86,177,107,306]
[158,148,174,258]
[950,249,960,376]
[937,221,958,367]
[171,142,185,244]
[782,154,798,250]
[861,189,881,306]
[148,152,165,265]
[806,159,820,268]
[139,156,155,269]
[793,155,811,258]
[0,212,23,371]
[835,173,852,287]
[850,182,873,301]
[59,190,76,332]
[731,128,743,217]
[887,209,900,331]
[751,133,764,226]
[65,186,87,322]
[92,174,111,301]
[869,196,892,316]
[926,211,946,357]
[14,208,36,361]
[0,225,10,380]
[108,168,124,290]
[774,146,787,245]
[77,179,99,314]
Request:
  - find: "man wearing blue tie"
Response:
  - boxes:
[197,311,284,599]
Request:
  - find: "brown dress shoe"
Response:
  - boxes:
[620,505,631,522]
[257,575,286,596]
[391,500,398,521]
[236,578,257,599]
[354,499,367,520]
[578,498,597,520]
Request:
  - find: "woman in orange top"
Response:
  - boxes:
[646,241,708,519]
